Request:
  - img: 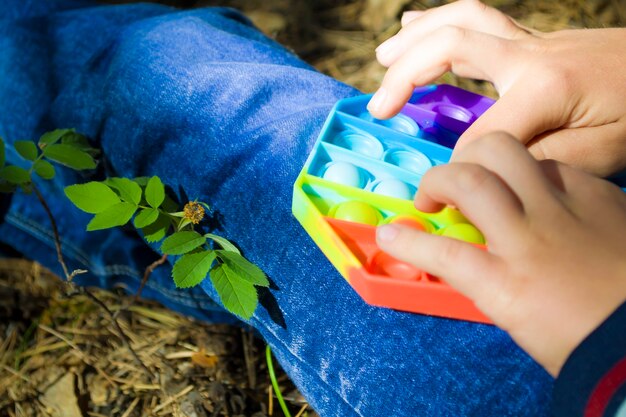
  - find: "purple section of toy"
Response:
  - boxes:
[333,84,495,149]
[401,84,495,137]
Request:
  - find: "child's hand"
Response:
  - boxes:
[376,132,626,376]
[367,0,626,176]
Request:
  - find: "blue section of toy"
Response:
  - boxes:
[304,84,493,201]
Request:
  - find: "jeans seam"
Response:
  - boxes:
[8,213,94,265]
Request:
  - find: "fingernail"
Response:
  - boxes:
[367,87,388,113]
[375,36,399,60]
[401,10,424,26]
[377,225,400,243]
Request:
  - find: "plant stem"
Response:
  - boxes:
[135,253,168,303]
[31,183,71,280]
[266,345,292,417]
[113,252,168,321]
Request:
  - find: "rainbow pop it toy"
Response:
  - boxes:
[292,84,496,323]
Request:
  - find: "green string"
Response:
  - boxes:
[266,345,292,417]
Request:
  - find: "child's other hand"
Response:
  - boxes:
[367,0,626,176]
[376,132,626,376]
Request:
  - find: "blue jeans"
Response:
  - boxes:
[0,1,553,415]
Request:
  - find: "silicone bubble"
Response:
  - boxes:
[359,112,420,136]
[383,149,432,176]
[330,201,382,226]
[372,179,415,200]
[369,251,422,280]
[436,223,485,244]
[332,130,384,159]
[384,214,434,233]
[322,162,367,188]
[433,104,474,123]
[380,114,420,136]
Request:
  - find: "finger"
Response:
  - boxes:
[368,26,513,119]
[400,10,424,27]
[400,4,538,35]
[379,0,526,67]
[414,162,525,245]
[527,122,626,177]
[452,132,558,209]
[454,79,570,151]
[376,223,507,316]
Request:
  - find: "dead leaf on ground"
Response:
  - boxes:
[191,349,219,368]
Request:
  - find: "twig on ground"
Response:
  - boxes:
[152,385,194,413]
[38,324,117,385]
[268,385,273,416]
[120,396,140,417]
[294,404,308,417]
[70,288,154,379]
[242,328,257,389]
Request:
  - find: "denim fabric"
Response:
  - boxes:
[0,1,553,415]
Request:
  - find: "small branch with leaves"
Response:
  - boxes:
[0,129,152,376]
[0,128,269,376]
[1,129,268,319]
[64,174,269,320]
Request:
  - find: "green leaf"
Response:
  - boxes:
[0,137,5,168]
[132,176,150,187]
[43,144,96,170]
[177,218,192,231]
[161,231,206,255]
[38,129,74,147]
[205,233,240,255]
[61,132,90,150]
[62,132,100,158]
[64,182,121,214]
[107,178,142,205]
[86,202,137,231]
[0,166,30,184]
[33,160,55,180]
[14,141,38,161]
[142,213,170,243]
[145,176,165,208]
[134,207,159,228]
[211,262,258,319]
[172,250,216,288]
[215,250,269,287]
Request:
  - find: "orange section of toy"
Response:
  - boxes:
[326,217,491,323]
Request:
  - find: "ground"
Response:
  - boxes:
[1,1,624,416]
